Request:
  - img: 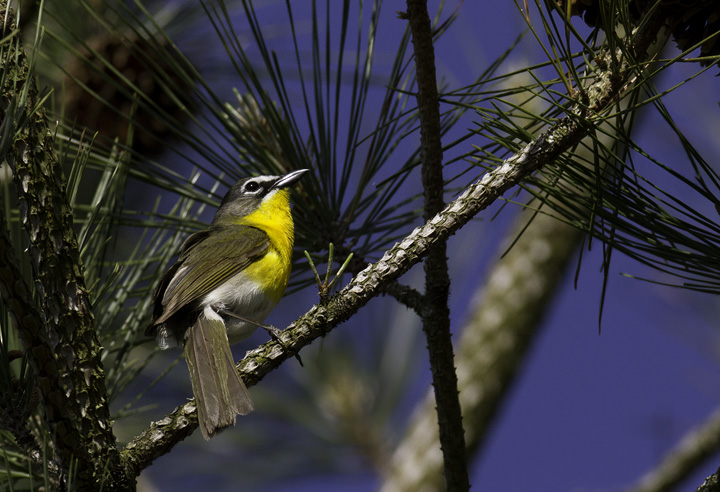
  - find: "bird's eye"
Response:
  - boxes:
[245,181,260,193]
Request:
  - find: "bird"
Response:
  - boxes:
[147,168,308,439]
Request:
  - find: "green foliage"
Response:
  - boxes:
[29,0,510,422]
[450,0,720,295]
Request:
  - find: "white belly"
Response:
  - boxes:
[200,271,280,344]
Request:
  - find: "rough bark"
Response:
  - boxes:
[406,0,469,490]
[0,5,131,490]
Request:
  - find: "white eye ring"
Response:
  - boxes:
[244,181,261,193]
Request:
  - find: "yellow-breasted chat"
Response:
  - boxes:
[147,169,308,439]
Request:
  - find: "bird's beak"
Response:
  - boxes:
[272,169,309,190]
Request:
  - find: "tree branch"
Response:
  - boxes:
[405,0,469,490]
[698,469,720,492]
[0,207,59,455]
[380,280,425,314]
[0,5,130,490]
[344,252,425,315]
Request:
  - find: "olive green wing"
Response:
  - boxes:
[153,225,269,325]
[150,229,210,323]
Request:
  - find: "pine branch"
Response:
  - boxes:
[0,209,54,457]
[342,252,425,315]
[0,4,130,490]
[698,469,720,492]
[405,0,469,490]
[381,280,425,314]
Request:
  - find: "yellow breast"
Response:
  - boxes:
[238,189,294,303]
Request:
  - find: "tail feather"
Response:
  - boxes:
[184,310,253,440]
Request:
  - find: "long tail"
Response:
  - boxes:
[184,309,253,440]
